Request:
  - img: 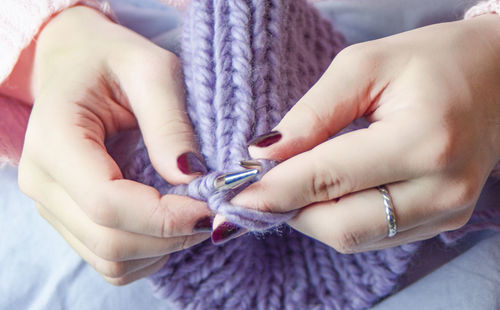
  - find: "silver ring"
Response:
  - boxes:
[377,186,398,238]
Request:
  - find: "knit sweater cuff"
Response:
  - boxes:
[0,0,112,84]
[465,0,500,19]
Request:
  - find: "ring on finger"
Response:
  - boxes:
[377,185,398,238]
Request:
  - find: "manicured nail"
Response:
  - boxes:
[177,152,207,175]
[247,131,282,148]
[193,216,213,233]
[211,222,242,245]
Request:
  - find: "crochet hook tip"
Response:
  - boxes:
[213,168,259,192]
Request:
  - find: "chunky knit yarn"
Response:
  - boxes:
[119,0,500,309]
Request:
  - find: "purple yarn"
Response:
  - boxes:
[116,0,500,309]
[120,0,419,308]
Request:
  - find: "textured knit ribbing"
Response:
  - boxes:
[121,1,423,309]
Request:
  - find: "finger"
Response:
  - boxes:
[102,255,170,286]
[110,47,206,184]
[36,181,210,261]
[350,226,440,253]
[355,208,472,252]
[27,104,212,237]
[210,214,248,245]
[233,122,419,213]
[36,202,169,279]
[248,43,387,160]
[354,206,474,252]
[286,178,473,254]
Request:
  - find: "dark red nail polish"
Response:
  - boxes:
[177,152,207,175]
[248,131,282,148]
[211,222,242,245]
[193,216,213,233]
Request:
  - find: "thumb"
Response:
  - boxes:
[248,45,383,161]
[114,49,206,185]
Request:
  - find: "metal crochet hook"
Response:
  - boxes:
[213,160,262,191]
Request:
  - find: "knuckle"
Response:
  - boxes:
[336,43,381,74]
[336,44,363,63]
[430,175,481,217]
[180,236,191,251]
[97,261,129,279]
[83,194,118,228]
[333,229,363,254]
[448,180,480,210]
[162,215,176,239]
[162,50,181,69]
[155,238,184,254]
[150,203,176,238]
[164,240,184,254]
[91,234,124,262]
[148,116,193,145]
[254,201,278,214]
[441,211,472,232]
[309,162,350,202]
[427,130,459,172]
[298,102,333,138]
[121,45,178,75]
[104,275,131,287]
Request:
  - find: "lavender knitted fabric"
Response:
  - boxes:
[120,0,422,309]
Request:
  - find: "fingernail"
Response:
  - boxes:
[177,152,207,175]
[248,131,282,148]
[211,222,243,245]
[193,216,213,233]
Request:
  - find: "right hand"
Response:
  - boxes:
[18,6,212,285]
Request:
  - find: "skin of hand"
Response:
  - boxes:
[214,14,500,252]
[17,6,213,285]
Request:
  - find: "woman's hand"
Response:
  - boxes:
[222,15,500,252]
[18,6,212,285]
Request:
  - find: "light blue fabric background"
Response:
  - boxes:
[1,0,499,309]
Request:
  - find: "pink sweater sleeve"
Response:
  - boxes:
[465,0,500,18]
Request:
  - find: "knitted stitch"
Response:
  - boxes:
[121,1,422,309]
[119,0,500,309]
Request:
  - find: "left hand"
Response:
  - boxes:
[215,15,500,252]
